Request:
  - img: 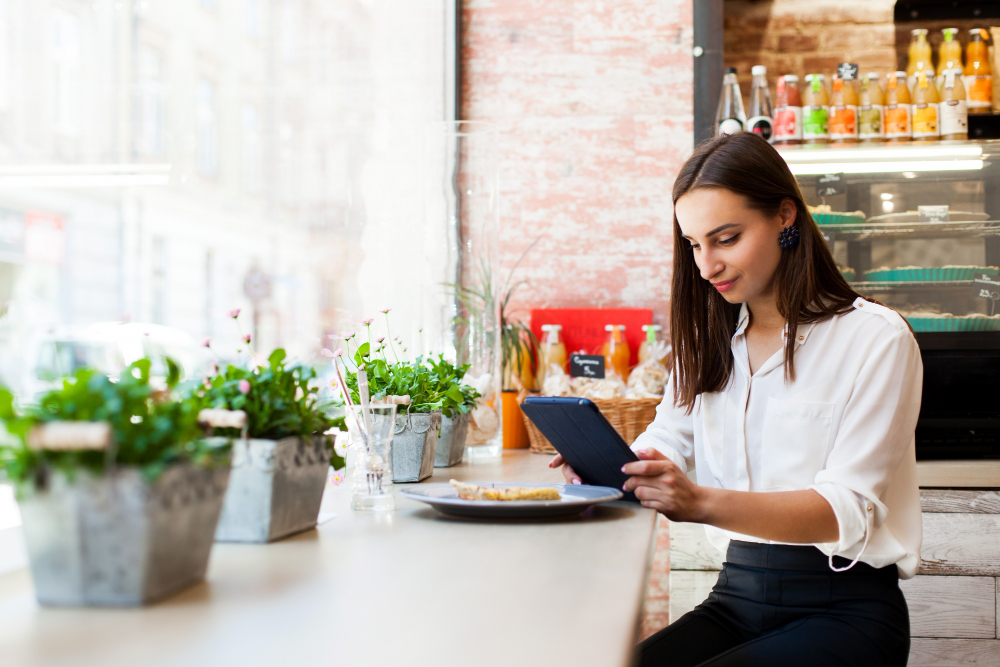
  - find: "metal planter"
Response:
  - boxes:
[19,464,230,607]
[435,413,469,468]
[215,435,332,543]
[392,412,440,483]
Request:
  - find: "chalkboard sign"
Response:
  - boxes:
[973,272,1000,316]
[837,62,859,81]
[816,173,845,198]
[569,354,605,379]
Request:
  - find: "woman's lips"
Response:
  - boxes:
[712,278,738,292]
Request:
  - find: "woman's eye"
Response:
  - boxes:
[718,234,740,246]
[689,243,700,251]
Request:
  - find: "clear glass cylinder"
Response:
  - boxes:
[424,121,503,461]
[346,404,397,511]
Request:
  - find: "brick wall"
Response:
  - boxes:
[724,0,996,95]
[460,0,693,640]
[460,0,693,328]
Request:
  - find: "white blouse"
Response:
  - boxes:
[632,298,924,578]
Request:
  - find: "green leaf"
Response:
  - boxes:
[268,348,287,370]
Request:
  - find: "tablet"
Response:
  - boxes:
[521,396,640,503]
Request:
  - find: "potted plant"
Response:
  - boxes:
[202,314,341,543]
[0,359,231,606]
[424,355,481,467]
[337,313,478,480]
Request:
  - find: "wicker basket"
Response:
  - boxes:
[523,397,661,454]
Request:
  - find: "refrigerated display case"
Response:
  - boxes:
[780,140,1000,459]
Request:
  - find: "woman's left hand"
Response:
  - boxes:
[623,448,706,522]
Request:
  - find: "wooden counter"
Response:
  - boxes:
[0,451,658,667]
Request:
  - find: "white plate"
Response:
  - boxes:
[401,481,624,519]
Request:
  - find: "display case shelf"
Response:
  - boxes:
[821,220,1000,241]
[849,280,976,293]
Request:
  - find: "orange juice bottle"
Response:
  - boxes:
[912,70,940,141]
[602,325,630,381]
[937,28,963,89]
[907,28,934,91]
[537,324,567,386]
[940,68,969,141]
[885,71,912,142]
[829,75,858,143]
[639,325,667,366]
[964,28,993,114]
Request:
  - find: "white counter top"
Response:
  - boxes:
[0,451,657,667]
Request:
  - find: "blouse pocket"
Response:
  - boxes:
[760,398,835,490]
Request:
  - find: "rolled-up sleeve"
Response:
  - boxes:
[631,373,696,474]
[810,328,923,556]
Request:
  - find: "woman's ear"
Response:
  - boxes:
[779,198,797,229]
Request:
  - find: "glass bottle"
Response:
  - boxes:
[885,71,912,143]
[537,324,567,387]
[859,72,884,142]
[937,27,963,89]
[912,69,941,142]
[715,67,747,136]
[802,74,829,144]
[907,28,934,91]
[774,75,803,144]
[829,75,858,144]
[940,68,969,141]
[638,325,666,366]
[964,29,993,114]
[747,65,774,143]
[602,325,631,381]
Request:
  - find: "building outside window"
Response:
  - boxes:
[196,79,218,177]
[50,8,81,136]
[242,104,261,193]
[135,47,166,156]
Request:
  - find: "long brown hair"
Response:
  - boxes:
[670,132,861,410]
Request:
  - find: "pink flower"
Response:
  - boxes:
[201,338,211,348]
[228,308,241,318]
[332,348,344,357]
[381,308,391,314]
[362,318,373,326]
[209,361,218,375]
[321,348,334,358]
[329,470,345,486]
[377,336,385,344]
[243,334,251,344]
[238,379,251,394]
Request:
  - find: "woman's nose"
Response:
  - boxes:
[698,249,724,281]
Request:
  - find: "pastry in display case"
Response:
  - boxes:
[780,140,1000,459]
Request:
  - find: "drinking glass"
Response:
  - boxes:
[346,404,397,511]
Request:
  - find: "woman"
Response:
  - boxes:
[552,132,921,666]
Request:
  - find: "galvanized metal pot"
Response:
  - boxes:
[215,435,332,543]
[392,412,440,483]
[435,413,469,468]
[19,464,230,607]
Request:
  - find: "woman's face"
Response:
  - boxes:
[674,188,796,305]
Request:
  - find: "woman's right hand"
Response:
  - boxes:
[548,453,582,485]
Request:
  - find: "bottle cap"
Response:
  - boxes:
[894,70,907,77]
[751,65,766,76]
[783,74,799,82]
[867,72,880,79]
[724,66,737,74]
[641,325,663,332]
[912,28,928,36]
[541,324,562,331]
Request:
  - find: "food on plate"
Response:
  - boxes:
[450,479,561,501]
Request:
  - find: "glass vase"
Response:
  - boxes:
[346,404,397,511]
[424,121,502,461]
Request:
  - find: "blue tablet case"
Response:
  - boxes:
[521,396,640,503]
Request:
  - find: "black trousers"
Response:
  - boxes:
[638,540,910,667]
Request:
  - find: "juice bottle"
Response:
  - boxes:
[715,67,747,135]
[537,324,567,386]
[802,74,829,143]
[940,68,969,140]
[829,75,858,143]
[937,28,963,89]
[747,65,775,143]
[602,325,630,381]
[638,325,667,366]
[907,28,934,91]
[885,71,912,142]
[774,75,803,144]
[912,70,940,141]
[964,29,993,114]
[859,72,884,142]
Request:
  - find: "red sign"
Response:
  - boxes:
[529,308,654,368]
[24,211,65,265]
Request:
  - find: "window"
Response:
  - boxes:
[50,8,81,136]
[151,236,166,325]
[280,4,298,62]
[196,79,218,176]
[244,0,261,39]
[0,0,10,111]
[135,47,166,156]
[242,104,261,193]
